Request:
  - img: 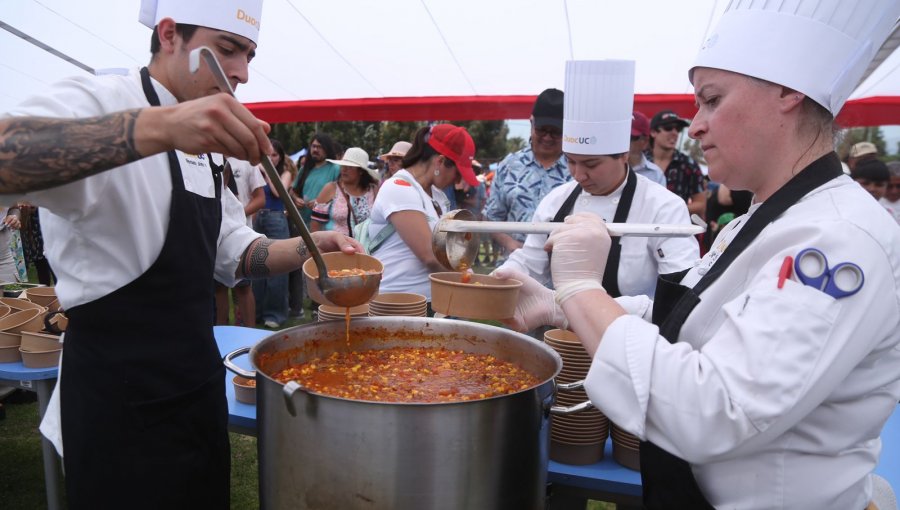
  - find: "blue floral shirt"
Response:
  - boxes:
[483,147,570,242]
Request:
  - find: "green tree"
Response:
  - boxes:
[271,120,514,166]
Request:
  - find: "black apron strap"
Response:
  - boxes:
[550,169,637,297]
[661,153,845,342]
[639,153,846,510]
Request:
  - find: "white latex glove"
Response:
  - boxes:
[614,295,654,322]
[493,268,568,332]
[545,212,610,304]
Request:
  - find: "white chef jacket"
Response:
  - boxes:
[499,173,699,296]
[1,68,262,310]
[588,175,900,509]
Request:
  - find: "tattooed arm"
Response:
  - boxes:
[0,93,274,194]
[0,112,142,193]
[236,231,364,279]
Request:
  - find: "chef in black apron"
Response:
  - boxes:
[494,60,697,334]
[538,2,900,509]
[1,2,359,509]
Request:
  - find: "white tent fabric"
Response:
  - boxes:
[2,0,899,124]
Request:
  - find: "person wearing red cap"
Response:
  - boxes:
[363,124,478,303]
[628,111,667,186]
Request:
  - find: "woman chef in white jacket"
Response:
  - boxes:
[503,1,900,509]
[495,60,698,300]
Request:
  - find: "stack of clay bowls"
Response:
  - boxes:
[368,293,427,317]
[544,329,609,465]
[610,423,641,471]
[0,287,64,368]
[317,303,370,322]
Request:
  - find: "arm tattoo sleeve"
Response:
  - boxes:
[241,237,274,279]
[0,111,144,193]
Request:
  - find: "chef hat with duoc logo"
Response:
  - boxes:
[563,60,635,156]
[139,0,263,45]
[691,0,900,116]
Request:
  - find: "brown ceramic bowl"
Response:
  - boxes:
[24,287,56,307]
[0,330,20,348]
[233,376,257,405]
[0,308,44,334]
[19,347,61,368]
[550,439,605,465]
[612,441,641,471]
[0,297,43,311]
[302,252,384,307]
[0,344,22,363]
[429,272,522,320]
[20,331,61,352]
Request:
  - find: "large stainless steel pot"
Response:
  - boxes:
[226,317,562,510]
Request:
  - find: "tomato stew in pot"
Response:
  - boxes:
[271,346,540,403]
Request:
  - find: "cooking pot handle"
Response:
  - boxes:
[223,347,256,379]
[549,379,594,415]
[549,400,594,415]
[283,381,304,417]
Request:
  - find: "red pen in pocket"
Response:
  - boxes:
[777,255,793,289]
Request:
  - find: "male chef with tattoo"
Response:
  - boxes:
[0,1,360,508]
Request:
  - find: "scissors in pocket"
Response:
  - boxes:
[793,247,864,299]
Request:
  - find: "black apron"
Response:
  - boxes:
[60,67,229,509]
[640,153,844,509]
[552,168,637,298]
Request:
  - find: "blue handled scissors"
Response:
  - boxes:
[793,247,864,299]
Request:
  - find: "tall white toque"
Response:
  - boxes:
[563,60,636,156]
[139,0,263,45]
[691,0,900,116]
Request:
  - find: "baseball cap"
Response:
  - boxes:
[427,124,478,187]
[631,111,650,137]
[650,110,691,131]
[532,88,564,130]
[849,141,877,158]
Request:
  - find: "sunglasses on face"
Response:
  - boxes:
[658,124,682,133]
[534,126,563,139]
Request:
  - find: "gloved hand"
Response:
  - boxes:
[493,268,568,332]
[545,212,610,305]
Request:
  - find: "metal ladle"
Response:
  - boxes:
[432,209,706,271]
[189,47,378,307]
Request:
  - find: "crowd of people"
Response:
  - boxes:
[1,0,898,508]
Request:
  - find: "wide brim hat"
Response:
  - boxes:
[327,147,378,180]
[379,141,412,160]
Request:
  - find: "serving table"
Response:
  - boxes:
[0,360,63,510]
[213,325,900,509]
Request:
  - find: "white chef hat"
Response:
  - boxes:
[691,0,900,116]
[563,60,635,155]
[139,0,263,45]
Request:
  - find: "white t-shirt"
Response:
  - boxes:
[368,170,440,299]
[228,158,266,227]
[1,68,261,309]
